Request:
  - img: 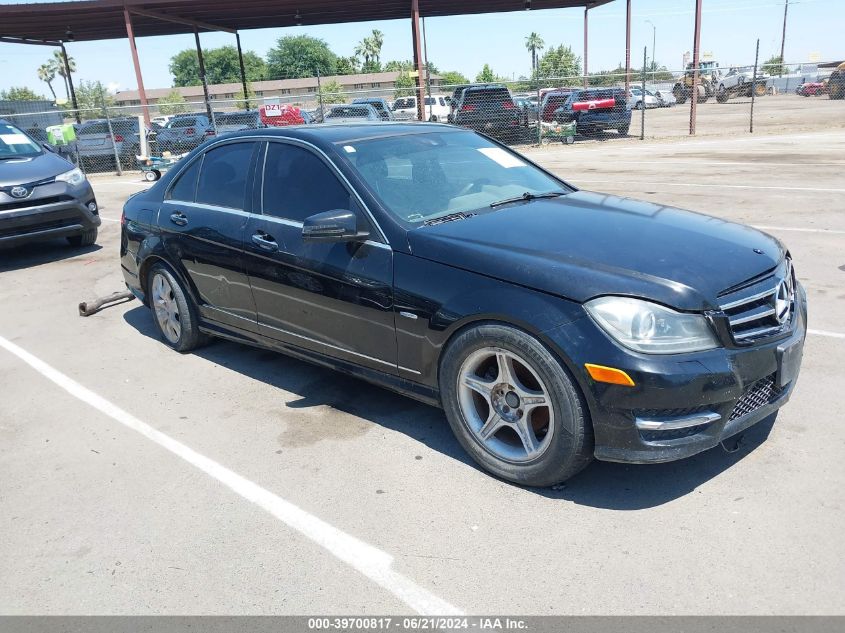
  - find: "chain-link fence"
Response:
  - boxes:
[2,58,840,175]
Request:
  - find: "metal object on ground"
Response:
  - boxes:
[78,290,134,317]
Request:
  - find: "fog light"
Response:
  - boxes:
[87,201,98,213]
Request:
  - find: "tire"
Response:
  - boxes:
[716,85,729,103]
[754,83,767,97]
[67,228,97,247]
[144,170,159,182]
[439,323,593,487]
[146,263,208,353]
[618,125,630,136]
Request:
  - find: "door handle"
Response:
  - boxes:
[169,211,188,226]
[252,232,279,252]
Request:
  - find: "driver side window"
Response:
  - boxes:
[261,142,359,225]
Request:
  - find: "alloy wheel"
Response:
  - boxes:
[457,347,555,463]
[151,272,182,344]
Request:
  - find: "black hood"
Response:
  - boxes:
[407,191,784,311]
[0,151,74,187]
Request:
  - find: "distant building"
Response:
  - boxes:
[114,71,441,109]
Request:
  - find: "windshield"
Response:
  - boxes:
[0,122,43,159]
[341,130,569,224]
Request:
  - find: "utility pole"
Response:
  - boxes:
[645,19,656,82]
[779,0,789,74]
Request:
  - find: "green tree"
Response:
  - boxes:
[0,86,44,101]
[439,70,470,88]
[335,56,360,75]
[74,80,113,120]
[536,44,581,84]
[318,79,347,104]
[50,50,76,100]
[393,72,417,98]
[37,63,57,100]
[169,46,266,87]
[525,32,545,73]
[235,85,257,110]
[267,35,337,79]
[355,30,385,73]
[157,89,191,115]
[476,64,496,83]
[762,54,786,77]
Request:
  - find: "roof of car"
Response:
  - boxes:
[223,122,460,147]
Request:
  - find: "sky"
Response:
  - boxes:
[1,0,843,96]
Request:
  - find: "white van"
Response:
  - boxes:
[391,94,451,122]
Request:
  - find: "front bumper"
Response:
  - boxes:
[0,180,100,248]
[546,283,807,464]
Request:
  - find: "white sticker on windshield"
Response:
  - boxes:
[0,134,31,145]
[477,147,526,168]
[343,145,356,153]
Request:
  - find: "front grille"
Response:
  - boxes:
[0,217,79,239]
[0,195,74,212]
[729,374,783,421]
[718,259,795,344]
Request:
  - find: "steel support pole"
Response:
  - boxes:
[194,28,214,127]
[583,8,589,88]
[60,42,80,124]
[123,9,151,127]
[411,0,426,122]
[689,0,703,135]
[235,32,250,110]
[422,17,433,120]
[625,0,631,93]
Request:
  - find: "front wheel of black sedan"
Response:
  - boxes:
[147,264,207,353]
[439,324,593,487]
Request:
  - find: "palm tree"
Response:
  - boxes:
[354,38,372,67]
[369,29,384,64]
[50,50,76,100]
[37,63,57,100]
[525,32,545,73]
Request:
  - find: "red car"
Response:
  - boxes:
[259,103,308,127]
[796,82,826,97]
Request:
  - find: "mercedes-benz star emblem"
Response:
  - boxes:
[774,277,793,325]
[10,186,30,199]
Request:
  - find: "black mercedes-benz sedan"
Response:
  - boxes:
[120,123,806,486]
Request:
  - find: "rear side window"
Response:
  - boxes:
[262,143,352,223]
[195,142,256,210]
[168,158,201,202]
[170,118,196,128]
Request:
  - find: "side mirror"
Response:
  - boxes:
[302,209,368,242]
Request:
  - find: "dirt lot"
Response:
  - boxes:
[1,128,843,615]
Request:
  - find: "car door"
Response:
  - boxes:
[242,140,397,374]
[159,140,260,332]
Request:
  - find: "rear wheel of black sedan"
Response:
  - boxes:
[147,264,207,352]
[439,324,593,487]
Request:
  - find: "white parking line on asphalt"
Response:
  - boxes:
[99,217,120,223]
[0,334,462,617]
[809,329,845,340]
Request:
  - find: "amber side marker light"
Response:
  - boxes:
[585,363,635,387]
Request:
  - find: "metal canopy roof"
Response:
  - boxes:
[0,0,614,43]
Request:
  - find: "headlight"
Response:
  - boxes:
[585,296,718,354]
[55,167,86,187]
